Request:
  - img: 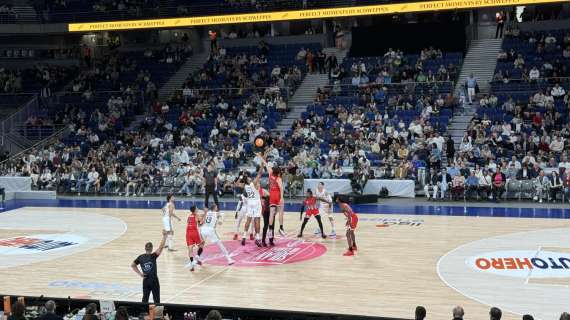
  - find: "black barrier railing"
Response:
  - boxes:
[0,294,409,320]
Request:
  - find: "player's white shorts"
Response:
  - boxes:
[246,203,262,218]
[162,216,172,232]
[319,205,333,217]
[238,204,248,217]
[200,227,220,243]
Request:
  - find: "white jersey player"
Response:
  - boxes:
[315,182,336,237]
[199,204,234,265]
[233,193,253,240]
[241,167,263,247]
[162,193,181,251]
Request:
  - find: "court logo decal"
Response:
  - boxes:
[374,218,424,227]
[468,250,570,278]
[437,228,570,320]
[202,239,326,267]
[48,280,141,299]
[0,234,87,255]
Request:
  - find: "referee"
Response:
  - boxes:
[131,231,167,303]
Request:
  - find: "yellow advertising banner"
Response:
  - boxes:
[68,0,568,32]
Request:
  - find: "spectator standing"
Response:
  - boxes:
[495,11,505,38]
[465,73,477,104]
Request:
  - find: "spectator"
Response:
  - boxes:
[452,306,465,320]
[40,301,62,320]
[465,73,477,104]
[415,306,426,320]
[437,168,452,200]
[206,310,223,320]
[491,166,506,202]
[490,307,502,320]
[82,303,98,320]
[465,171,479,199]
[534,170,550,203]
[10,302,27,320]
[550,171,563,201]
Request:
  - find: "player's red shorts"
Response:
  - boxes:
[306,208,319,216]
[347,213,358,230]
[269,192,281,206]
[186,230,201,246]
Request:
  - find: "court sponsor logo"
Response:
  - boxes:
[372,218,424,227]
[48,280,141,299]
[0,234,87,255]
[202,239,326,267]
[438,228,570,320]
[468,250,570,278]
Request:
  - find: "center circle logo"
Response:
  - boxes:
[0,234,87,255]
[437,228,570,320]
[201,239,327,267]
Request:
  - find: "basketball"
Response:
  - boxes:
[255,137,264,148]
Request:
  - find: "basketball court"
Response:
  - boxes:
[1,199,569,320]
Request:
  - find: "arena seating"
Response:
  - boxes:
[276,48,461,188]
[0,41,323,195]
[438,29,570,202]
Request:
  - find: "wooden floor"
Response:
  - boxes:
[1,206,569,320]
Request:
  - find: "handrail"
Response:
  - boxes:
[323,80,456,93]
[0,94,38,136]
[0,125,68,168]
[489,76,570,85]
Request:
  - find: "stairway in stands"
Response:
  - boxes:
[454,38,503,96]
[448,38,503,150]
[13,0,39,23]
[273,47,347,134]
[157,51,210,102]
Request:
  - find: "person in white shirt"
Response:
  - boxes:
[86,167,100,192]
[528,67,540,81]
[533,170,550,203]
[551,84,566,98]
[296,47,306,61]
[478,170,492,199]
[182,86,192,103]
[550,136,564,153]
[103,169,118,193]
[38,169,53,190]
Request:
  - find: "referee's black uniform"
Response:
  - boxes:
[132,233,167,303]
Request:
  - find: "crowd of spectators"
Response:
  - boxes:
[423,30,570,203]
[0,41,311,197]
[494,29,570,84]
[0,64,76,96]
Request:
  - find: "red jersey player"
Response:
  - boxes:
[261,155,285,246]
[297,189,326,239]
[185,205,204,271]
[337,197,358,256]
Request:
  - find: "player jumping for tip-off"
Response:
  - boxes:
[261,154,285,246]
